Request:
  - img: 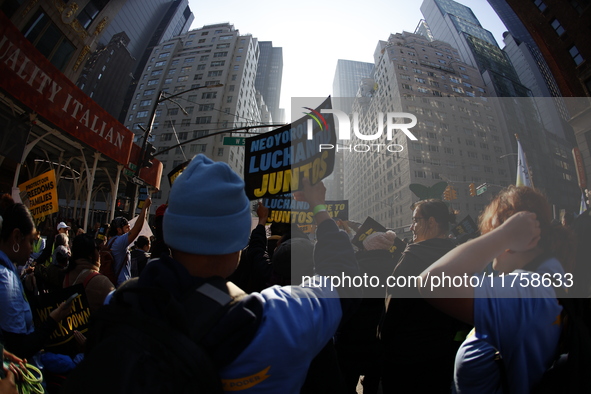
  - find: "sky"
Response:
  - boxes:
[188,0,508,121]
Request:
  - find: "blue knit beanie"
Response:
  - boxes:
[163,154,251,255]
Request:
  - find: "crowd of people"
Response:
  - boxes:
[0,153,589,393]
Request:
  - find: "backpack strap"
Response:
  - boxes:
[106,236,127,282]
[83,271,101,287]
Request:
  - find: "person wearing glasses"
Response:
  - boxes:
[380,199,469,393]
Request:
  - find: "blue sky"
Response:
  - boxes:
[188,0,508,120]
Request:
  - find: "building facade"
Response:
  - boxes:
[421,0,580,213]
[344,32,512,232]
[123,23,263,208]
[76,0,194,121]
[255,41,284,124]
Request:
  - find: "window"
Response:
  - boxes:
[164,78,172,84]
[147,79,159,86]
[220,35,233,40]
[164,120,176,127]
[184,57,195,63]
[226,96,233,103]
[163,44,173,49]
[569,45,584,65]
[414,170,427,178]
[178,132,188,140]
[144,89,155,96]
[534,0,547,12]
[76,0,108,29]
[217,148,224,156]
[167,108,178,116]
[197,64,206,70]
[206,80,220,86]
[199,104,214,111]
[181,119,191,127]
[214,52,228,58]
[158,52,170,58]
[200,55,209,61]
[551,19,565,36]
[190,144,207,153]
[22,10,75,70]
[155,60,166,67]
[181,66,192,73]
[140,99,152,107]
[177,76,189,82]
[185,41,192,46]
[160,133,173,141]
[208,70,223,77]
[151,70,163,76]
[202,92,217,99]
[168,68,176,74]
[196,116,212,124]
[211,61,225,67]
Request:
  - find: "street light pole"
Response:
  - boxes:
[126,84,223,218]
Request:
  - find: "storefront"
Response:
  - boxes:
[0,12,162,230]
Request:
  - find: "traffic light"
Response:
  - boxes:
[142,143,157,168]
[443,185,452,201]
[469,183,476,197]
[450,187,457,200]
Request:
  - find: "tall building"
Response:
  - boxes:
[344,32,512,232]
[76,32,136,118]
[77,0,194,121]
[421,0,580,212]
[328,60,374,200]
[255,41,284,123]
[487,0,591,200]
[332,60,375,113]
[123,23,262,207]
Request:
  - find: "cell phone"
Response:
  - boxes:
[65,293,79,304]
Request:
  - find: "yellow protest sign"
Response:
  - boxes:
[18,169,59,219]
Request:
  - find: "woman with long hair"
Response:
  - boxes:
[419,186,575,393]
[0,194,71,360]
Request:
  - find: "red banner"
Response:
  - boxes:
[0,12,133,164]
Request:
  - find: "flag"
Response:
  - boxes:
[515,136,533,187]
[580,190,588,215]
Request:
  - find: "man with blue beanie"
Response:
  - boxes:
[64,154,360,393]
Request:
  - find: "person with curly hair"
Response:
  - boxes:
[419,186,575,393]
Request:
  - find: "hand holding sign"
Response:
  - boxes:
[294,179,330,225]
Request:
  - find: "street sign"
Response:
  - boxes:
[476,184,487,196]
[223,136,246,146]
[123,168,134,177]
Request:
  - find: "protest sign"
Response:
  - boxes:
[351,217,388,250]
[167,160,191,187]
[244,97,336,200]
[451,215,478,237]
[31,284,90,356]
[18,169,59,220]
[262,195,348,225]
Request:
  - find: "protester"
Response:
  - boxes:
[337,231,399,394]
[419,186,575,393]
[64,154,360,393]
[105,199,151,287]
[63,233,114,313]
[0,194,72,362]
[148,204,169,259]
[130,235,150,277]
[380,199,468,393]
